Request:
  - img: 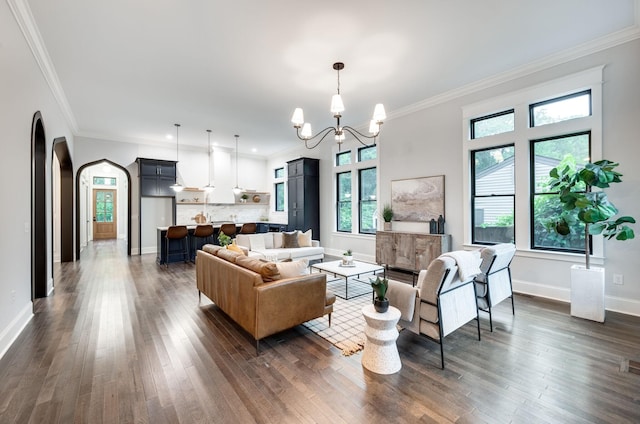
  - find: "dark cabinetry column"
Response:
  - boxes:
[287,158,320,241]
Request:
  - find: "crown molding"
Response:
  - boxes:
[7,0,79,133]
[389,4,640,121]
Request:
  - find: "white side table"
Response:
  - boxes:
[361,305,401,374]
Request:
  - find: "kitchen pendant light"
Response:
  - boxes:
[202,129,214,192]
[170,123,184,192]
[232,134,243,195]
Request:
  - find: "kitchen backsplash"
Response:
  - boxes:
[176,203,271,225]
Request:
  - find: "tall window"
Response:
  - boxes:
[274,167,285,211]
[531,132,590,252]
[472,145,515,244]
[337,171,352,232]
[462,67,602,255]
[359,167,377,234]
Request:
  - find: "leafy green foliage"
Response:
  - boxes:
[370,276,388,300]
[217,233,232,247]
[547,157,635,266]
[382,204,393,222]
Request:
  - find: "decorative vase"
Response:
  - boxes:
[342,255,353,265]
[374,298,389,313]
[383,222,392,231]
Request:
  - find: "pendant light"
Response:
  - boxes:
[232,134,243,195]
[202,129,214,192]
[170,123,184,192]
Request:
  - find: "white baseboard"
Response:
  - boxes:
[513,278,640,317]
[140,247,157,255]
[0,302,33,360]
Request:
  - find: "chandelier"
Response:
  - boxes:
[291,62,386,149]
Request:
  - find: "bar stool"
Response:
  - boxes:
[191,224,214,261]
[239,222,257,234]
[165,225,189,267]
[219,223,237,239]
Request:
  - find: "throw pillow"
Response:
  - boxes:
[297,229,312,247]
[235,256,281,282]
[282,231,299,248]
[273,232,284,248]
[276,259,309,279]
[226,243,245,255]
[248,234,266,250]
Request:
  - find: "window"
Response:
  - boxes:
[274,167,285,211]
[462,67,602,256]
[470,109,514,139]
[359,167,377,234]
[530,90,591,127]
[472,145,515,244]
[93,176,116,186]
[336,151,351,166]
[531,132,590,252]
[358,145,377,162]
[337,171,352,232]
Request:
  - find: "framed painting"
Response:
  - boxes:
[391,175,445,222]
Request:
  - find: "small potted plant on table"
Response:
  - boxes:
[342,249,353,266]
[382,204,393,231]
[370,276,389,313]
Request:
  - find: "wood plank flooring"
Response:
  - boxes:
[1,240,639,423]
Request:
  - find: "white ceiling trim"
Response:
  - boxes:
[6,0,79,133]
[388,4,640,122]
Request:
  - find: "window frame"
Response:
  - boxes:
[470,109,515,139]
[336,170,352,233]
[358,166,377,235]
[529,89,592,128]
[461,66,603,262]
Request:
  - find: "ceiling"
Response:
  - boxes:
[21,0,639,156]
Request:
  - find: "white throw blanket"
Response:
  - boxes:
[441,250,481,281]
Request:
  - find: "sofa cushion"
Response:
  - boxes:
[216,248,242,263]
[282,231,299,248]
[273,232,284,248]
[235,255,281,282]
[276,259,309,279]
[226,243,245,255]
[297,229,312,247]
[202,244,221,255]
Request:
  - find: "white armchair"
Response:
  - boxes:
[386,253,481,369]
[474,243,516,331]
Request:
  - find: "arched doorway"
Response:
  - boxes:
[31,112,47,299]
[75,159,132,259]
[53,138,73,263]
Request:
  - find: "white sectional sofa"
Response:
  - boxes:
[236,230,324,262]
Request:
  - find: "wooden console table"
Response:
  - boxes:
[375,231,451,280]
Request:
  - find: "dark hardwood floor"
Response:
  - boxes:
[1,240,639,423]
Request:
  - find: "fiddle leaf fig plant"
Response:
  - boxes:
[547,158,635,269]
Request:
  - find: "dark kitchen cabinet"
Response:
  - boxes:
[137,158,177,197]
[287,158,319,241]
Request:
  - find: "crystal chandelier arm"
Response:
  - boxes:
[342,126,378,147]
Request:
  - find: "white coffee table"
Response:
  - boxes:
[310,260,384,299]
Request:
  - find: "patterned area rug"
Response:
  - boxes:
[302,278,374,356]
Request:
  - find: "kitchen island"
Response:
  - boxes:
[156,222,288,265]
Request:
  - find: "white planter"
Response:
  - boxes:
[570,265,605,322]
[383,222,392,231]
[342,255,353,266]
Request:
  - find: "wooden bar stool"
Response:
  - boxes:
[165,225,189,267]
[239,222,257,234]
[219,223,237,239]
[191,224,214,261]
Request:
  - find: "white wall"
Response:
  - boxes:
[371,39,640,315]
[0,1,75,357]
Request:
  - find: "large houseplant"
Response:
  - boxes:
[547,158,635,322]
[547,158,635,268]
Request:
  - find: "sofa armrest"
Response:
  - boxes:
[254,273,327,339]
[312,240,320,247]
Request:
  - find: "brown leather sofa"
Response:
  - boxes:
[196,245,334,353]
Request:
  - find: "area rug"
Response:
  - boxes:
[302,278,374,356]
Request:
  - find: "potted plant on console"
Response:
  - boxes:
[218,232,232,247]
[370,276,389,313]
[342,249,353,266]
[547,158,635,322]
[382,204,393,231]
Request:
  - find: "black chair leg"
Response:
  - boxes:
[439,341,445,370]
